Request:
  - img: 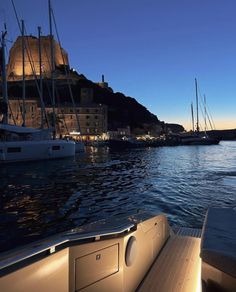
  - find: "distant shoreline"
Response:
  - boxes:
[206,129,236,140]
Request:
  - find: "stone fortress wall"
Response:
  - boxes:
[7,35,68,79]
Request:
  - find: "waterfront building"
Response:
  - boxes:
[45,103,108,140]
[6,97,107,140]
[80,88,93,104]
[8,98,39,128]
[107,126,131,140]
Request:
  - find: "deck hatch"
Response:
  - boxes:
[75,244,119,290]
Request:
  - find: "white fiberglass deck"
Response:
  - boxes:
[137,231,201,292]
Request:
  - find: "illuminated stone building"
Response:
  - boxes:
[7,36,69,80]
[45,104,108,140]
[80,88,93,104]
[7,98,107,140]
[5,36,108,139]
[8,98,39,128]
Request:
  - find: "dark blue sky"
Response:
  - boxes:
[1,0,236,129]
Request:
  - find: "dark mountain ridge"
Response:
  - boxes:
[3,75,183,135]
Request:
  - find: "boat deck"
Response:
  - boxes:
[137,228,201,292]
[173,226,202,238]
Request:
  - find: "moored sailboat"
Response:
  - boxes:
[0,27,75,163]
[180,79,220,145]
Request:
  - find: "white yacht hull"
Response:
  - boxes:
[75,141,85,153]
[0,139,75,163]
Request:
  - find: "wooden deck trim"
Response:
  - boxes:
[137,235,201,292]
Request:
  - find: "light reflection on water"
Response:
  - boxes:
[0,141,236,252]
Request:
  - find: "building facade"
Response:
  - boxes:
[8,99,39,128]
[45,104,107,140]
[7,98,107,140]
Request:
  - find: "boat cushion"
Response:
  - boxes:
[200,207,236,278]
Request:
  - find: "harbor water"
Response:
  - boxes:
[0,141,236,252]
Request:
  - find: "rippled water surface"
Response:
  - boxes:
[1,141,236,252]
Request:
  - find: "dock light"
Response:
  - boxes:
[69,131,80,135]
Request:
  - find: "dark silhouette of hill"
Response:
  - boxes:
[165,123,185,133]
[3,74,183,134]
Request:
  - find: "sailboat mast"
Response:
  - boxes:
[50,9,81,135]
[49,0,56,137]
[1,28,8,124]
[204,94,207,134]
[191,102,195,132]
[195,78,199,132]
[21,20,26,126]
[38,26,45,128]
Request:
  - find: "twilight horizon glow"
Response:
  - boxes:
[1,0,236,130]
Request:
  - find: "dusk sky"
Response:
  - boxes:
[1,0,236,130]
